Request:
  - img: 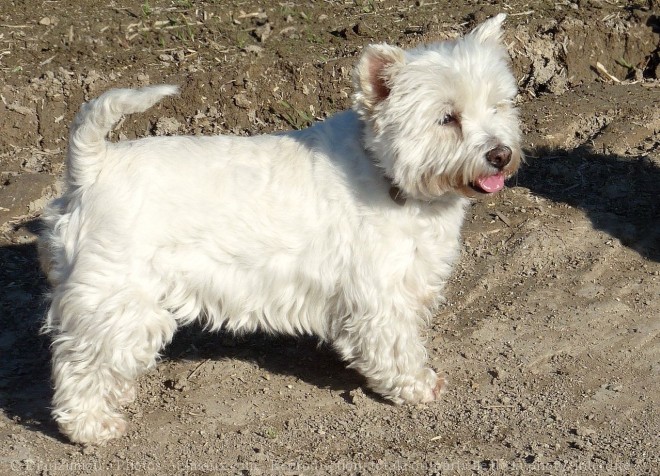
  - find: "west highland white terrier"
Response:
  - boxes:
[39,14,522,444]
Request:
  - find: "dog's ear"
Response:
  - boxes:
[469,13,506,44]
[353,44,406,112]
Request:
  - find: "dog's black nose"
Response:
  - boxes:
[486,145,512,169]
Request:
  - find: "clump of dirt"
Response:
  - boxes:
[1,1,658,474]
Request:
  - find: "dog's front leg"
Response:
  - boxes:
[333,312,446,404]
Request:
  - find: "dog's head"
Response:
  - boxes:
[353,13,522,200]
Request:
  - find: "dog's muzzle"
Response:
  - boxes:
[469,145,515,194]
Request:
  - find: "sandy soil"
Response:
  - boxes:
[0,1,658,474]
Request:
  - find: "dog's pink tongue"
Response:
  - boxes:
[474,173,505,193]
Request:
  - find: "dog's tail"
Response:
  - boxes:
[67,85,179,187]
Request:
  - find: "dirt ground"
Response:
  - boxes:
[0,0,658,474]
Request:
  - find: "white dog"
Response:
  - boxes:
[39,14,521,444]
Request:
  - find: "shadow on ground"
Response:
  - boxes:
[516,146,660,262]
[164,325,363,395]
[0,240,58,439]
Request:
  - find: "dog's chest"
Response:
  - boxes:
[346,201,465,304]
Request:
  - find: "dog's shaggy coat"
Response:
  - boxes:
[39,14,521,444]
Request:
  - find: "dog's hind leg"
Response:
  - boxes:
[47,285,176,445]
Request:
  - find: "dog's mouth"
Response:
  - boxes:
[470,172,506,194]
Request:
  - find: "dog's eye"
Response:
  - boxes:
[439,113,457,126]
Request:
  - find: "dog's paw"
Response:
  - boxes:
[432,374,448,399]
[397,368,448,404]
[116,383,137,406]
[57,410,128,445]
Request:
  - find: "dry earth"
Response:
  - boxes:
[0,1,658,475]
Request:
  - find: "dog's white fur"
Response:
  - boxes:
[39,14,521,444]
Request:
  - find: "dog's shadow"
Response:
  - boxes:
[515,146,660,262]
[0,237,60,439]
[163,325,364,397]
